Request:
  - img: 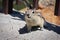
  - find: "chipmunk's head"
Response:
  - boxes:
[25,9,42,18]
[25,9,34,18]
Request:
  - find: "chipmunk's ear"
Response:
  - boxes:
[25,11,29,15]
[25,9,29,14]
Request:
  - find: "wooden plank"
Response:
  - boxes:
[3,0,9,14]
[2,0,13,14]
[8,0,13,14]
[58,0,60,15]
[33,0,39,9]
[54,0,60,16]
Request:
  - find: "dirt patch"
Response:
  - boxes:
[41,6,60,26]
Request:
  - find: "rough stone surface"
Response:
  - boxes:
[0,12,60,40]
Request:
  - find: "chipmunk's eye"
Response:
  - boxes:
[32,11,34,13]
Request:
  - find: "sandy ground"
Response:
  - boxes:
[0,11,60,40]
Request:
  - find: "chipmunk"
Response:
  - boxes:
[25,9,45,32]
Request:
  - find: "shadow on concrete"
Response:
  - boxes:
[44,21,60,34]
[18,25,42,34]
[9,11,25,21]
[18,25,28,34]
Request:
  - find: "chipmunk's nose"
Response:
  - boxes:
[27,14,29,16]
[27,14,31,18]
